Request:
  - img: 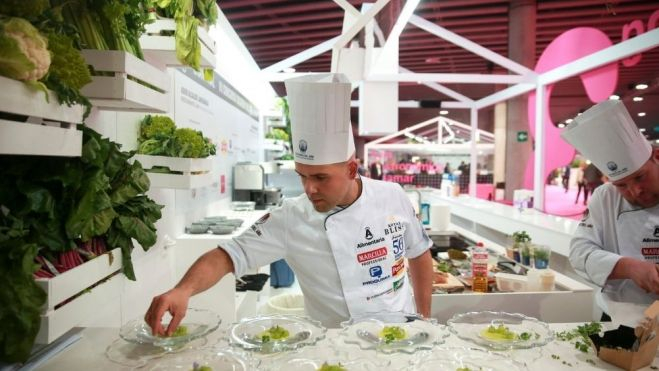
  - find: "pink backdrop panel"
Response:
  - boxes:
[524,27,618,191]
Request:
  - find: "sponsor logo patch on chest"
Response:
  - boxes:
[357,247,388,264]
[384,221,404,235]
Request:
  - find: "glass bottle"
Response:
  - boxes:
[471,242,489,293]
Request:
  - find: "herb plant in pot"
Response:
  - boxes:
[512,231,531,265]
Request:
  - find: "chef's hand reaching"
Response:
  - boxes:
[145,287,192,337]
[616,258,659,295]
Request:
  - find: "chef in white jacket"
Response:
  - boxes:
[145,73,433,335]
[561,100,659,318]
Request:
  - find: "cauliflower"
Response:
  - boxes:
[0,17,50,81]
[140,115,176,141]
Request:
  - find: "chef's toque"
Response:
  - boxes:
[560,100,651,181]
[285,73,355,165]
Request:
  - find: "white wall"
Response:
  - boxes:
[83,67,264,325]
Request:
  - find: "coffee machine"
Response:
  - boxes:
[233,162,283,209]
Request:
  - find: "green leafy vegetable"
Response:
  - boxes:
[0,0,50,20]
[151,0,217,70]
[0,126,163,363]
[137,115,215,158]
[555,322,601,353]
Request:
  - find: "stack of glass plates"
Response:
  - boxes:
[229,315,326,354]
[447,311,553,350]
[147,348,259,370]
[262,344,388,371]
[119,309,222,352]
[406,347,528,370]
[340,311,449,354]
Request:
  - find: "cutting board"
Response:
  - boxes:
[433,272,465,292]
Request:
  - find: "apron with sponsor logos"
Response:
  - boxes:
[604,205,659,304]
[323,197,416,318]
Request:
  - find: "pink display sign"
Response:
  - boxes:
[525,9,658,193]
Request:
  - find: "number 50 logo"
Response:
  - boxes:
[392,236,404,259]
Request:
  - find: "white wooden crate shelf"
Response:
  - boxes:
[35,248,123,344]
[0,75,83,157]
[140,19,217,69]
[134,154,214,189]
[81,50,170,113]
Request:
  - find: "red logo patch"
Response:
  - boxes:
[392,260,405,276]
[357,247,387,263]
[642,248,659,256]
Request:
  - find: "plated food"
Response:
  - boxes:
[229,315,326,354]
[447,311,553,350]
[340,311,448,354]
[119,309,221,351]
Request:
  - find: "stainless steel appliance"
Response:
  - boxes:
[233,162,284,209]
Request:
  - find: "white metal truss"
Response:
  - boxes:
[251,3,659,210]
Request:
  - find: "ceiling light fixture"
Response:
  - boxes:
[609,94,620,100]
[638,112,646,117]
[439,110,449,115]
[283,67,296,73]
[633,96,644,102]
[558,123,566,128]
[635,83,648,90]
[640,128,646,132]
[565,118,574,124]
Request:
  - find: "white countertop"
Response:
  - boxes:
[425,193,579,257]
[32,322,657,371]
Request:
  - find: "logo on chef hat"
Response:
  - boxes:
[607,161,618,171]
[298,139,308,153]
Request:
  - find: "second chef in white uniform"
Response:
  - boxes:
[145,73,433,334]
[561,100,659,320]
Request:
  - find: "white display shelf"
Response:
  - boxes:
[133,154,214,189]
[35,248,123,344]
[140,19,217,69]
[0,75,83,157]
[81,50,169,112]
[263,138,286,152]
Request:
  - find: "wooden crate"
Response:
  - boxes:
[0,75,83,156]
[133,154,214,189]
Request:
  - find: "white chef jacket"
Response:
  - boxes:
[569,183,659,310]
[221,176,432,328]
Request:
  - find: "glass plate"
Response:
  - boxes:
[119,308,221,351]
[262,345,389,371]
[447,311,553,350]
[340,311,449,354]
[105,337,208,368]
[147,348,259,370]
[406,347,528,371]
[229,315,326,354]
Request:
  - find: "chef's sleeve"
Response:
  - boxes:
[219,206,288,277]
[569,189,621,287]
[396,188,432,259]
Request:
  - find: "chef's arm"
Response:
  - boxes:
[408,250,433,318]
[608,257,659,295]
[145,248,234,336]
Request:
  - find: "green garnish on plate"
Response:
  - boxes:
[379,326,407,344]
[159,325,188,338]
[480,324,537,342]
[257,325,290,343]
[317,362,347,371]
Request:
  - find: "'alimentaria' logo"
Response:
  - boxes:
[298,139,308,153]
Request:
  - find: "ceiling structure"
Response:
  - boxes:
[219,0,659,141]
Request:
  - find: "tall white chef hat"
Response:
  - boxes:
[560,100,651,182]
[284,73,355,165]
